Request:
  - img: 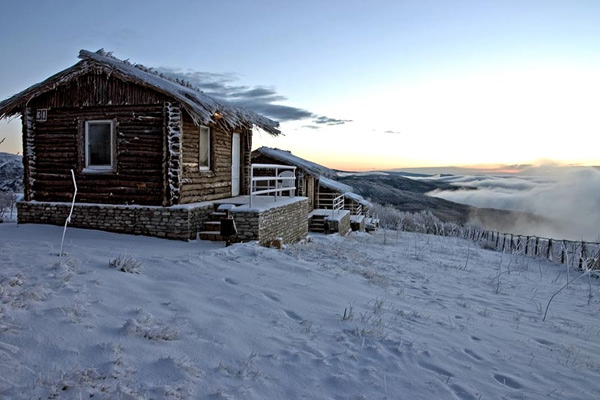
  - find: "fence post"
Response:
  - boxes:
[534,237,539,257]
[547,239,552,261]
[525,236,529,255]
[579,241,586,270]
[560,241,566,264]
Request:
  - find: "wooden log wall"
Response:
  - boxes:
[26,73,169,205]
[179,111,249,203]
[36,69,167,109]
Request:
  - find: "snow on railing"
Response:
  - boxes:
[318,192,344,215]
[354,204,363,216]
[345,202,363,216]
[249,163,296,207]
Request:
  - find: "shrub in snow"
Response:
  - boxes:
[370,203,446,234]
[0,190,17,221]
[109,255,142,274]
[123,311,180,341]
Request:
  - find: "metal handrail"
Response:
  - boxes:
[250,164,296,207]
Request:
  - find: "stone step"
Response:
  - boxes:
[203,221,221,231]
[198,231,225,241]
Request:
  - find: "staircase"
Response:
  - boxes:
[198,211,227,241]
[309,215,327,233]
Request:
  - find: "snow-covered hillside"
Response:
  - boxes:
[0,152,23,192]
[0,224,598,399]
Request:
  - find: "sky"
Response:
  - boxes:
[1,0,599,171]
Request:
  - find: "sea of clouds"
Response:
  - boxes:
[426,167,600,242]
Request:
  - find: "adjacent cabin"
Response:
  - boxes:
[0,50,308,244]
[252,147,372,233]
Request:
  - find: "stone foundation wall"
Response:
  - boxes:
[232,198,308,245]
[350,216,366,232]
[229,211,260,242]
[17,201,213,240]
[326,212,351,236]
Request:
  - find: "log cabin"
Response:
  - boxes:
[0,50,309,243]
[252,147,372,233]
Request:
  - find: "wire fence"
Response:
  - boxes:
[429,225,600,271]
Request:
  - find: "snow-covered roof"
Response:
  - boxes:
[0,49,280,136]
[344,191,372,208]
[253,147,336,178]
[319,176,354,193]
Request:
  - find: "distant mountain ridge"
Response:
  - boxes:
[336,171,471,223]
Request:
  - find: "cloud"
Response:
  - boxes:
[427,168,600,241]
[156,68,351,127]
[313,116,353,125]
[384,130,402,134]
[437,175,551,191]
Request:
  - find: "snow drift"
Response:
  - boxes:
[0,223,599,399]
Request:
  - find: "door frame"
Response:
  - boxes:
[231,132,241,196]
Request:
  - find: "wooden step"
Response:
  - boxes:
[203,221,221,231]
[209,212,227,221]
[199,231,225,241]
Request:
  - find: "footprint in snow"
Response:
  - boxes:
[224,278,238,285]
[493,373,523,389]
[470,336,481,342]
[534,338,553,346]
[418,359,454,378]
[449,383,478,400]
[284,310,303,321]
[464,348,483,361]
[262,292,280,302]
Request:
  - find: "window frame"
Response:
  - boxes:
[84,120,115,173]
[199,125,211,171]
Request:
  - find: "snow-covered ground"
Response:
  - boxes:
[0,223,599,399]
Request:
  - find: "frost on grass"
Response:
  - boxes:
[0,273,49,310]
[109,254,142,274]
[123,311,180,341]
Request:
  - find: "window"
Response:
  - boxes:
[199,125,210,170]
[85,120,115,171]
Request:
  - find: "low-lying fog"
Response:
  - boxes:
[425,167,600,242]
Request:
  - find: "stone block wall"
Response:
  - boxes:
[350,215,366,232]
[231,198,308,245]
[326,212,351,236]
[17,201,213,240]
[230,211,260,242]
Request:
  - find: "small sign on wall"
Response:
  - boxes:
[36,109,48,122]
